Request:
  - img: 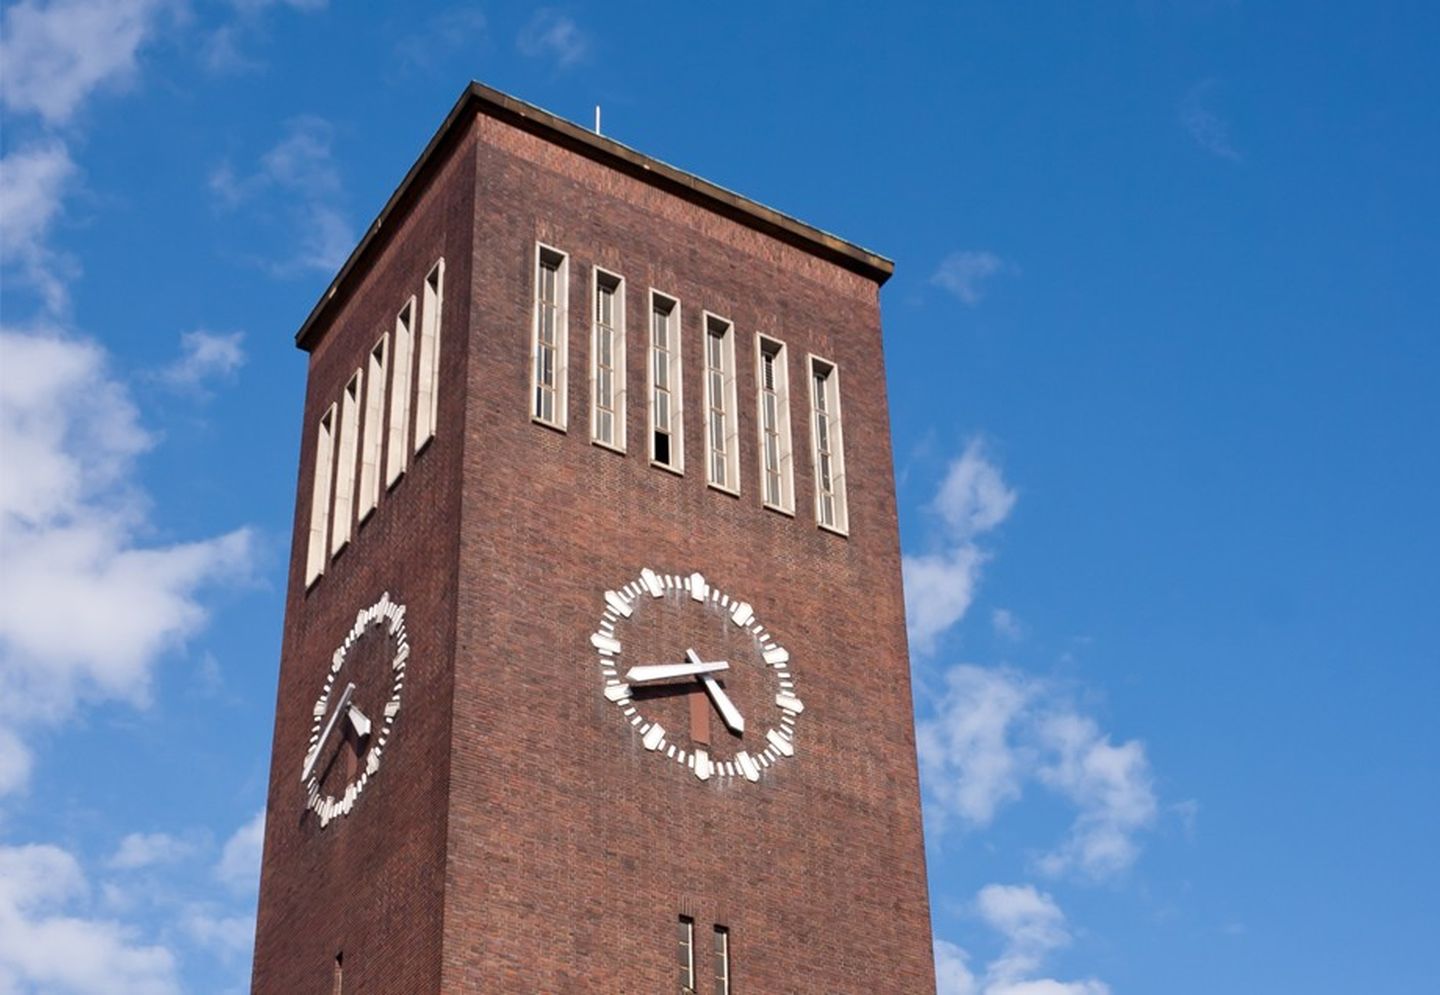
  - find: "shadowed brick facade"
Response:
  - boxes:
[252,82,936,994]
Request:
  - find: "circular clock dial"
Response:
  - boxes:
[592,568,803,784]
[302,592,409,826]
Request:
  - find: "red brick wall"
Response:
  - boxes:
[251,123,476,994]
[255,104,935,994]
[442,111,934,992]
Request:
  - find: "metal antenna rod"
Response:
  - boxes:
[594,105,601,136]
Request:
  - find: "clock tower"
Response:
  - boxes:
[252,82,937,993]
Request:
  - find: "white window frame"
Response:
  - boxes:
[678,916,696,993]
[414,257,444,453]
[358,333,388,523]
[531,242,569,430]
[332,370,362,555]
[386,296,416,487]
[808,354,849,535]
[713,925,731,995]
[305,403,337,587]
[648,289,683,473]
[755,333,795,515]
[590,267,626,452]
[702,312,740,494]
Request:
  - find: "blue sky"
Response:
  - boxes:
[1,1,1436,992]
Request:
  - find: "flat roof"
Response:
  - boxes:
[295,81,894,348]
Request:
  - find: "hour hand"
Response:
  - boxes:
[625,659,729,683]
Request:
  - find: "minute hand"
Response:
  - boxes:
[687,649,744,735]
[626,660,729,683]
[301,682,355,782]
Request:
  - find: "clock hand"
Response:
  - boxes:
[301,682,355,782]
[685,650,744,735]
[625,659,729,683]
[346,703,372,740]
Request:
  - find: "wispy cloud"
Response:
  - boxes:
[0,842,181,993]
[0,141,78,313]
[1181,79,1241,162]
[155,331,246,395]
[397,6,487,71]
[903,438,1017,652]
[0,0,169,126]
[109,832,199,871]
[917,665,1158,880]
[991,608,1023,641]
[215,809,264,893]
[0,327,255,793]
[209,116,354,275]
[517,8,588,69]
[932,250,1014,306]
[935,885,1111,995]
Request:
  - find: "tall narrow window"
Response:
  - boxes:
[332,952,343,995]
[713,926,730,995]
[532,244,568,428]
[332,371,362,555]
[591,269,626,450]
[703,313,739,492]
[358,334,387,522]
[756,335,794,513]
[649,291,683,471]
[809,356,849,533]
[414,258,444,452]
[386,298,415,487]
[677,916,696,993]
[305,403,337,586]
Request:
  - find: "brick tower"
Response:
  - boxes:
[251,82,936,993]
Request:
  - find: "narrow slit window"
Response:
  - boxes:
[332,371,362,555]
[713,926,730,995]
[332,952,343,995]
[414,258,444,452]
[591,269,626,450]
[532,244,569,428]
[305,403,337,586]
[678,916,696,993]
[358,334,387,522]
[809,356,849,534]
[756,335,794,513]
[649,291,683,471]
[703,314,739,492]
[386,297,416,487]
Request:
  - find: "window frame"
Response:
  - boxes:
[332,370,362,555]
[304,402,337,588]
[702,311,740,495]
[357,333,388,524]
[713,925,731,995]
[678,915,696,993]
[386,296,416,488]
[590,267,627,453]
[807,353,849,536]
[647,289,684,474]
[531,242,570,431]
[754,333,795,515]
[414,257,444,453]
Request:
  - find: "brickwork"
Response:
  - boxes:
[254,89,935,994]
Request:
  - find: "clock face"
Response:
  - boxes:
[302,592,408,827]
[592,568,803,784]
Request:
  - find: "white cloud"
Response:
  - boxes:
[917,666,1157,879]
[180,907,254,959]
[935,937,979,995]
[0,842,180,994]
[156,330,246,393]
[0,141,79,312]
[517,9,588,68]
[903,438,1016,651]
[0,328,254,792]
[215,809,264,892]
[108,833,195,871]
[0,0,168,126]
[397,7,487,70]
[209,116,354,275]
[1181,79,1241,162]
[935,885,1110,995]
[933,250,1013,306]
